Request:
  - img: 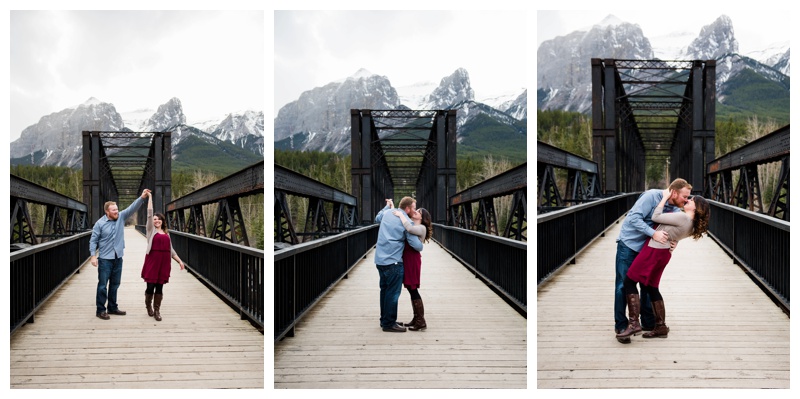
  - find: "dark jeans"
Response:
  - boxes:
[97,257,123,314]
[377,262,404,328]
[614,241,654,331]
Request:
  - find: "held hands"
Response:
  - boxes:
[385,198,394,208]
[141,188,152,199]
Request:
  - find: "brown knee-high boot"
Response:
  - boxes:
[153,294,163,321]
[402,296,419,327]
[145,293,154,317]
[408,299,426,331]
[642,300,669,338]
[616,294,642,338]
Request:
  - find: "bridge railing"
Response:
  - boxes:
[707,200,790,311]
[137,226,264,330]
[10,231,92,335]
[537,193,640,286]
[274,224,379,342]
[433,224,526,315]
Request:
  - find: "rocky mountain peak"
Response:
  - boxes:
[422,67,475,109]
[144,97,186,132]
[683,15,738,59]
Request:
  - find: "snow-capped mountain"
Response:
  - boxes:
[538,14,791,114]
[10,98,125,167]
[418,68,475,109]
[207,110,265,155]
[10,97,264,167]
[274,68,527,155]
[680,15,739,60]
[273,68,401,153]
[538,19,653,113]
[142,97,186,132]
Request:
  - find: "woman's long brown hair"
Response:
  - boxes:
[690,196,710,240]
[154,212,169,235]
[418,208,433,243]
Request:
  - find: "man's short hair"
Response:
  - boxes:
[398,196,416,210]
[104,201,117,212]
[668,178,692,192]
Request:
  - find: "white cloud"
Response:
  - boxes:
[9,10,264,141]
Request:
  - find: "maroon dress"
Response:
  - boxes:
[402,242,422,289]
[141,233,173,284]
[627,238,672,288]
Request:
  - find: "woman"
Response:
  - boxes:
[141,193,184,321]
[391,207,432,331]
[617,188,710,340]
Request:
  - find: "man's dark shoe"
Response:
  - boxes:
[382,324,407,333]
[96,312,110,320]
[108,309,127,315]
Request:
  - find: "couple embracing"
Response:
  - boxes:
[374,196,432,333]
[614,178,711,343]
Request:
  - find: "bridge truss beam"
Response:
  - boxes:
[351,109,457,225]
[591,59,715,195]
[274,163,357,245]
[450,163,527,241]
[706,125,789,221]
[82,131,171,225]
[167,161,263,246]
[537,141,601,211]
[11,174,89,245]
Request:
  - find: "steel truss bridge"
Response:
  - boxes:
[537,58,789,389]
[10,131,264,387]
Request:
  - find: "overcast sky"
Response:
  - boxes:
[9,10,264,141]
[537,10,790,57]
[274,10,528,115]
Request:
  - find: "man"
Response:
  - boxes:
[89,189,151,320]
[614,179,691,342]
[374,196,423,332]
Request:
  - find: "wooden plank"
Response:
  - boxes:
[537,221,790,389]
[10,227,264,389]
[274,241,527,389]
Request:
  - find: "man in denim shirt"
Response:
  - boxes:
[374,197,423,332]
[614,179,691,342]
[89,189,151,320]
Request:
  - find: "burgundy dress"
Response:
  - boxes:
[627,237,672,288]
[141,233,173,284]
[402,242,422,289]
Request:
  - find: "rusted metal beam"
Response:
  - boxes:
[450,163,526,206]
[275,163,355,206]
[707,125,790,174]
[168,161,264,211]
[11,175,87,212]
[537,141,598,174]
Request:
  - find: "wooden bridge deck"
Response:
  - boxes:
[537,220,790,388]
[10,227,264,389]
[273,241,528,388]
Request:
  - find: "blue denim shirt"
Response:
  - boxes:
[374,205,423,265]
[617,189,679,252]
[89,197,144,259]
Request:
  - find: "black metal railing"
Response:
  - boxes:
[10,231,92,335]
[274,224,379,342]
[137,226,264,331]
[433,224,527,316]
[537,193,640,286]
[707,200,790,311]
